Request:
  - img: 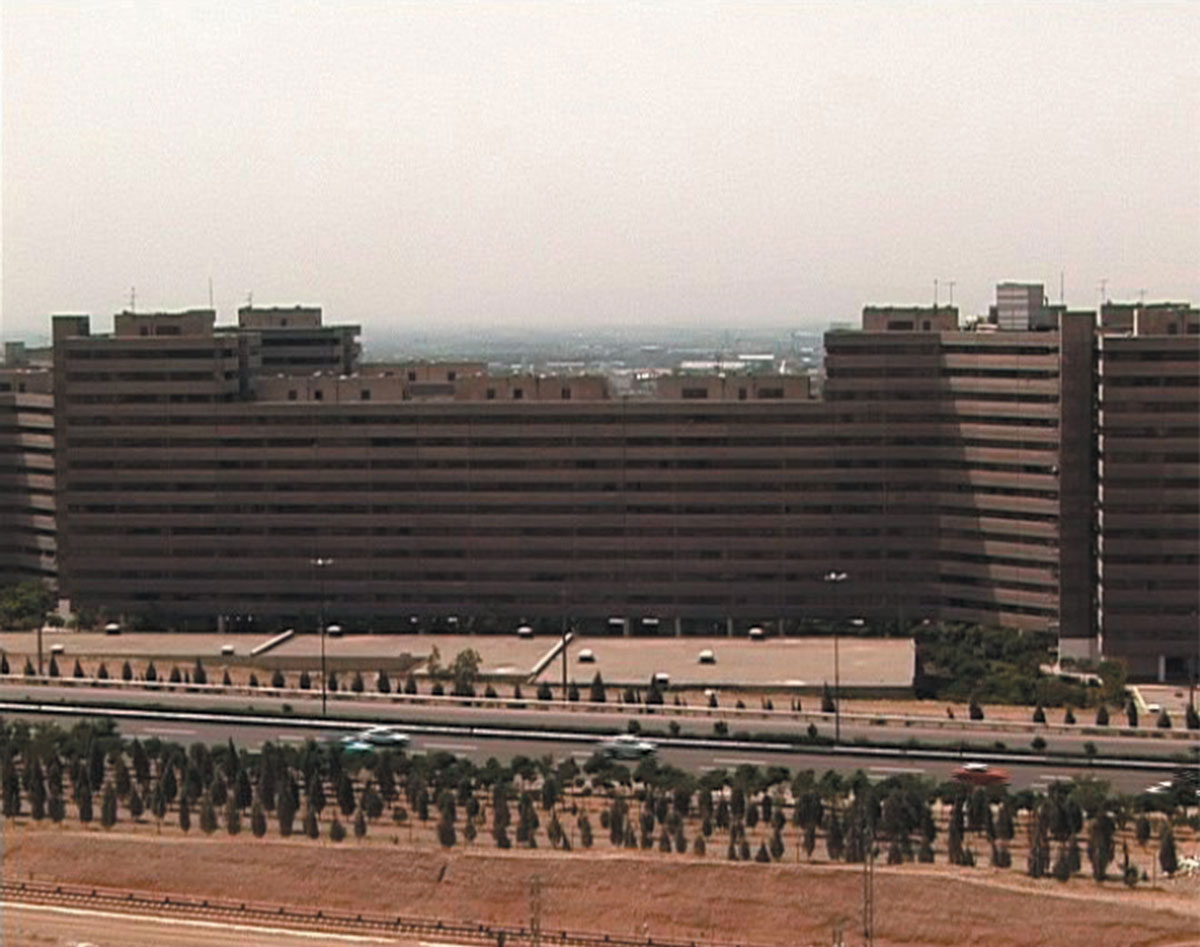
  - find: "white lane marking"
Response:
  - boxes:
[421,741,478,753]
[4,901,402,943]
[1040,774,1072,783]
[138,726,197,736]
[712,757,767,767]
[868,765,925,775]
[1030,782,1047,790]
[277,734,309,743]
[570,751,594,760]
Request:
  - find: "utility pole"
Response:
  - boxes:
[529,874,543,947]
[560,590,569,702]
[863,842,876,947]
[823,571,848,744]
[312,557,333,716]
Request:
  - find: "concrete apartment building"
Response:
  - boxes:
[0,359,56,587]
[19,285,1199,678]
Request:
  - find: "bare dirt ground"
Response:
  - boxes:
[3,826,1196,947]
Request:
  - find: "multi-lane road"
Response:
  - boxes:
[2,686,1193,794]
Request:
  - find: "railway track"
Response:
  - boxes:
[0,879,769,947]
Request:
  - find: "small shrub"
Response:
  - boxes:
[1032,704,1046,724]
[968,697,984,721]
[298,670,311,690]
[713,721,728,737]
[329,818,346,843]
[1095,704,1109,726]
[1156,709,1172,730]
[271,669,286,689]
[1063,706,1075,725]
[1031,736,1047,752]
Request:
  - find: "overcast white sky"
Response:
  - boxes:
[2,2,1198,342]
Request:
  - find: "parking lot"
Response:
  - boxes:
[0,628,915,691]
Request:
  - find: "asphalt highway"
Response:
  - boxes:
[0,700,1185,795]
[1,681,1195,763]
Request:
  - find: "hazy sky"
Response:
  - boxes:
[3,2,1198,343]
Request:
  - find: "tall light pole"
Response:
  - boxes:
[312,557,333,716]
[823,571,848,745]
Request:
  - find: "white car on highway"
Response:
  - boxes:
[595,734,657,760]
[340,726,411,750]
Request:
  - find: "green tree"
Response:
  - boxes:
[304,804,320,839]
[1158,825,1178,876]
[337,772,355,817]
[100,783,118,828]
[127,786,144,821]
[78,779,93,825]
[589,672,606,703]
[225,797,242,835]
[451,649,482,697]
[329,817,346,842]
[199,793,218,834]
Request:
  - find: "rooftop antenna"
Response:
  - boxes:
[933,278,939,306]
[1138,288,1146,305]
[208,276,214,311]
[246,291,254,308]
[1059,270,1065,305]
[129,286,136,313]
[945,280,956,307]
[1098,278,1108,307]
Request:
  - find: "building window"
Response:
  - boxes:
[287,390,297,401]
[561,387,571,400]
[486,388,496,400]
[407,371,417,382]
[281,318,288,327]
[314,389,323,401]
[922,320,931,331]
[448,371,457,381]
[738,387,747,401]
[360,389,371,401]
[513,388,524,400]
[682,387,708,399]
[139,327,149,336]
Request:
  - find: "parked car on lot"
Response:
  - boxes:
[595,734,657,760]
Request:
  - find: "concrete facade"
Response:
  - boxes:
[13,296,1196,679]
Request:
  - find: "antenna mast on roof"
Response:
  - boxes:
[208,277,214,310]
[945,280,956,307]
[933,278,939,307]
[1098,279,1108,307]
[129,286,136,313]
[1059,271,1065,304]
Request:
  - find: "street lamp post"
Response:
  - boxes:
[312,557,333,716]
[823,571,848,745]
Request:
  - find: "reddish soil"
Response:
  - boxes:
[4,825,1196,947]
